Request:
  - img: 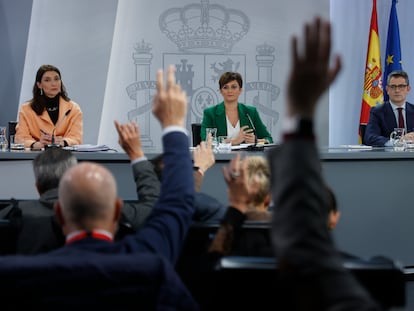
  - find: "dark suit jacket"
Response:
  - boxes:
[268,136,381,310]
[200,102,273,143]
[14,159,159,255]
[364,101,414,146]
[0,131,198,310]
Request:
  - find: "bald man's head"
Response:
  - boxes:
[57,162,121,232]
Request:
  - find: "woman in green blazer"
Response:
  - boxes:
[200,72,273,145]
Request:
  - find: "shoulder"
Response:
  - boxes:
[61,98,82,111]
[19,102,33,112]
[406,102,414,109]
[240,103,256,111]
[371,103,389,112]
[239,103,258,114]
[60,100,83,117]
[204,102,224,115]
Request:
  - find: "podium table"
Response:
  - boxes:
[1,147,414,265]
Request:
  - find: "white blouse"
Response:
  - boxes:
[226,116,240,139]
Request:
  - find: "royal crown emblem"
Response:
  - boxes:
[159,0,249,53]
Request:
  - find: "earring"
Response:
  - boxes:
[40,88,43,96]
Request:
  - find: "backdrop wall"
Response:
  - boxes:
[1,0,413,148]
[0,0,329,149]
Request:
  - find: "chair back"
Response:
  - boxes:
[191,123,201,147]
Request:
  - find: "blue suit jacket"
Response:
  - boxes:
[0,131,199,310]
[364,101,414,146]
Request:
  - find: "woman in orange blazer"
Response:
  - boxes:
[15,64,83,149]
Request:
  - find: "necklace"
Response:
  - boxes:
[46,106,58,112]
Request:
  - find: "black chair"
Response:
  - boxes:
[176,221,405,310]
[176,222,273,309]
[8,121,17,150]
[209,256,405,310]
[360,124,367,144]
[191,123,201,147]
[0,198,21,255]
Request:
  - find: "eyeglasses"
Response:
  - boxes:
[388,84,408,90]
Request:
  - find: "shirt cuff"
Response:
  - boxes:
[162,126,188,136]
[131,156,147,165]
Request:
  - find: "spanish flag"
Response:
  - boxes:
[359,0,383,144]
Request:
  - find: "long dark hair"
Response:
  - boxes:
[30,64,70,115]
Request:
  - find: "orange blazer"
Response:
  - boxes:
[15,98,83,148]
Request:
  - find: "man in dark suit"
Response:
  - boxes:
[268,17,381,310]
[0,65,199,310]
[15,148,76,254]
[13,124,160,254]
[365,70,414,146]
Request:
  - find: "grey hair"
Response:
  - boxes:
[33,148,77,194]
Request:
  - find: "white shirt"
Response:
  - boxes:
[226,116,240,139]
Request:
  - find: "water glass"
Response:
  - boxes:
[206,128,218,150]
[218,136,232,153]
[0,127,7,151]
[390,128,406,151]
[9,135,25,150]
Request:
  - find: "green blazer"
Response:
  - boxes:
[200,102,273,143]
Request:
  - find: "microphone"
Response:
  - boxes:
[46,109,72,148]
[245,113,264,151]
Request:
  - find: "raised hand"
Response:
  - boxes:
[223,153,253,213]
[114,120,144,160]
[193,134,215,173]
[152,65,187,128]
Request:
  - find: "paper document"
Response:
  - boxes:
[338,145,373,150]
[231,143,278,150]
[64,144,111,152]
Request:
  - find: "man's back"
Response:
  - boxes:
[16,189,64,254]
[0,250,195,310]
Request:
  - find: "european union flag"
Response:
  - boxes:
[383,0,402,102]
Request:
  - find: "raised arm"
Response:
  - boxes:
[114,120,160,230]
[269,17,380,310]
[132,65,194,263]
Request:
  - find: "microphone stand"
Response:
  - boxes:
[45,109,72,149]
[245,113,264,151]
[46,127,60,149]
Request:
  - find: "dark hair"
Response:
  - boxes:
[387,70,410,86]
[30,64,70,115]
[33,148,77,194]
[219,72,243,89]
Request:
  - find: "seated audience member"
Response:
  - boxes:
[177,153,272,308]
[12,122,159,254]
[364,70,414,146]
[0,65,199,310]
[269,17,381,310]
[15,64,83,149]
[207,159,341,258]
[151,135,226,223]
[208,154,272,257]
[200,71,273,145]
[15,148,76,254]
